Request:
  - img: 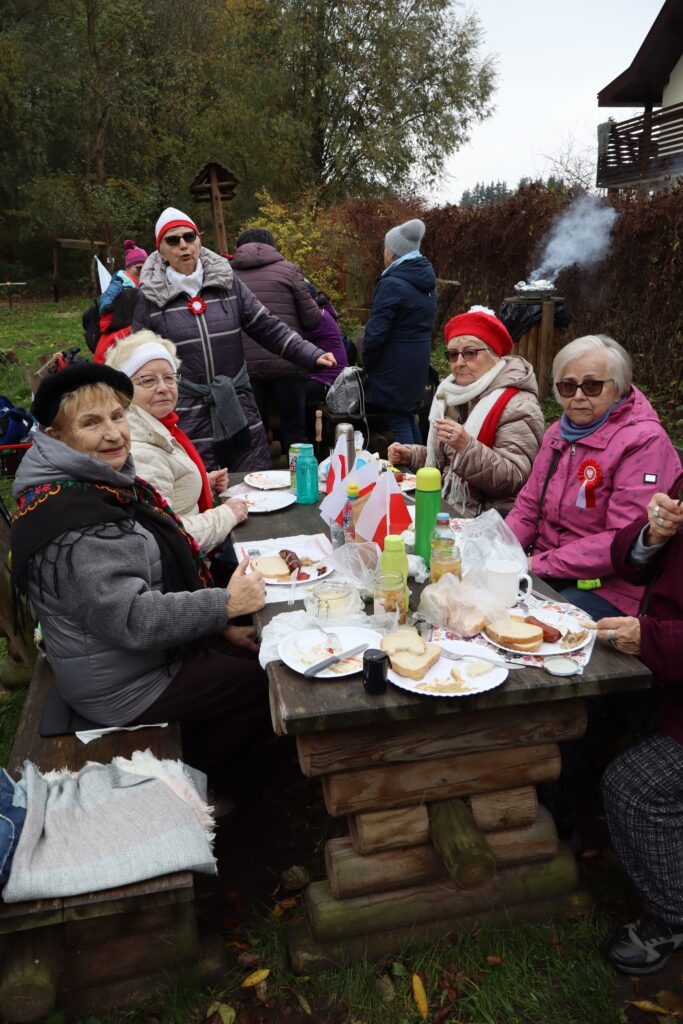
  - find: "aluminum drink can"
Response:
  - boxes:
[289,443,302,491]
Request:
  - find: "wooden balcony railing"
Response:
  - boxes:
[597,101,683,188]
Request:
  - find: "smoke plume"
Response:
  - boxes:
[529,194,618,284]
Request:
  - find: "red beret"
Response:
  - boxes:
[444,311,513,357]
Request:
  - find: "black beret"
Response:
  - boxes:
[31,363,134,427]
[236,227,275,249]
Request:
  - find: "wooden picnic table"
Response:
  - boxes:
[230,472,651,972]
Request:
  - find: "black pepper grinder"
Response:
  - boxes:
[363,649,389,695]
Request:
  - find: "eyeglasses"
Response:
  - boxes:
[555,379,613,398]
[132,373,181,390]
[446,348,487,363]
[163,231,198,247]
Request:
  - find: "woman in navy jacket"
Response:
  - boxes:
[362,219,437,444]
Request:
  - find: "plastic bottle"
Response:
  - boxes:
[380,534,410,602]
[430,512,455,555]
[295,443,318,504]
[414,467,442,567]
[341,481,359,542]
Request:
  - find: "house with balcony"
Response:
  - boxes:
[596,0,683,190]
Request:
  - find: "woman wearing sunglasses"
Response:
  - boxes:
[507,334,680,618]
[388,307,545,516]
[132,208,336,471]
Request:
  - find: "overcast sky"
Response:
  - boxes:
[432,0,665,203]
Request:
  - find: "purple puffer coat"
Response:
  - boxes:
[132,248,324,471]
[231,243,322,380]
[506,386,681,615]
[304,306,348,386]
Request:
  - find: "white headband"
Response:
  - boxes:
[118,343,176,380]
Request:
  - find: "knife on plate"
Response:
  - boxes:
[303,643,369,678]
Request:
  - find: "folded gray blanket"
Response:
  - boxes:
[2,752,216,902]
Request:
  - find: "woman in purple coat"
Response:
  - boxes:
[132,208,336,470]
[301,285,348,439]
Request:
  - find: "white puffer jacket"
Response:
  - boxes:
[127,404,237,552]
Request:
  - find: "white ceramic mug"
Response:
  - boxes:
[485,559,532,607]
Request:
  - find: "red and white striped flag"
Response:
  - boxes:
[320,457,379,525]
[355,470,412,548]
[325,434,348,495]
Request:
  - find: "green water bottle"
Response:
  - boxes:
[414,467,442,567]
[380,534,410,602]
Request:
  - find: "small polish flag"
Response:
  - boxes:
[325,434,348,495]
[355,470,412,548]
[320,457,379,525]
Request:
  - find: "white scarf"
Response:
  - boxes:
[426,359,507,512]
[166,262,204,297]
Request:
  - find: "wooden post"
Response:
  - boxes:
[429,799,496,889]
[349,806,430,855]
[208,165,227,253]
[326,837,444,900]
[306,843,578,941]
[469,787,538,832]
[0,927,62,1023]
[52,241,60,303]
[538,300,556,400]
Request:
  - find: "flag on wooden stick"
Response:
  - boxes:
[320,457,379,526]
[355,469,412,548]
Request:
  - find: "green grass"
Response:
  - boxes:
[0,298,87,409]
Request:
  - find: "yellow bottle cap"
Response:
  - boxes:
[384,534,405,551]
[416,467,442,492]
[347,482,359,498]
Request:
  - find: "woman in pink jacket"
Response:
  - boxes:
[506,334,680,618]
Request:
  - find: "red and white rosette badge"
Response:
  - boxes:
[576,458,602,509]
[187,296,206,316]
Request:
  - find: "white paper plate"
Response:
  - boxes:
[243,545,334,586]
[279,626,383,679]
[221,488,296,513]
[388,640,507,698]
[244,470,292,490]
[398,473,417,493]
[485,608,592,657]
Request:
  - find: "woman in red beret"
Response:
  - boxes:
[388,306,545,516]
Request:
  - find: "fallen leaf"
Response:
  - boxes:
[631,1001,680,1016]
[254,981,269,1004]
[294,991,312,1015]
[412,973,429,1020]
[546,932,567,956]
[204,1002,236,1024]
[241,969,271,988]
[226,940,251,950]
[237,950,261,969]
[375,975,396,1003]
[269,897,298,919]
[391,961,410,978]
[485,954,503,967]
[282,865,311,890]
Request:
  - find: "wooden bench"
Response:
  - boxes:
[0,517,203,1022]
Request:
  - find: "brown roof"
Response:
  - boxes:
[598,0,683,107]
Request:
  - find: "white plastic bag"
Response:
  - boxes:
[460,508,527,585]
[328,541,380,597]
[417,573,509,636]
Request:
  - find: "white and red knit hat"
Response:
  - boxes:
[154,207,200,249]
[444,306,513,357]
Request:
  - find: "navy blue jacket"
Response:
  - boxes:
[362,255,437,413]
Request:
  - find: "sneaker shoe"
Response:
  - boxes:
[605,914,683,975]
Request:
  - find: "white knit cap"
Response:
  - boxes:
[384,218,426,258]
[155,207,199,248]
[117,343,177,380]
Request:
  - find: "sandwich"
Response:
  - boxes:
[251,554,291,581]
[485,617,544,653]
[380,626,442,681]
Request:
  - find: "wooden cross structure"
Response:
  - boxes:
[189,159,238,254]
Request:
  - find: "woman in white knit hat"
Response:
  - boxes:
[106,330,248,583]
[131,207,336,470]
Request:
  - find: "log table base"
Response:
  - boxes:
[287,699,590,970]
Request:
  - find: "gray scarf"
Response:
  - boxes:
[178,363,252,441]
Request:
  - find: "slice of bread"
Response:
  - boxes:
[381,632,442,681]
[380,627,426,658]
[251,554,290,580]
[485,617,543,652]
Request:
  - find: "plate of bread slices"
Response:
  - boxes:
[381,626,508,698]
[249,547,333,585]
[484,609,591,656]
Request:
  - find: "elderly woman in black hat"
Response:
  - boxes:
[10,364,268,781]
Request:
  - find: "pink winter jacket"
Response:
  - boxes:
[506,387,681,615]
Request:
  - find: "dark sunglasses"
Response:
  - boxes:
[164,231,198,247]
[556,378,613,398]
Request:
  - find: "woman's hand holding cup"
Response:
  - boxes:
[226,557,266,617]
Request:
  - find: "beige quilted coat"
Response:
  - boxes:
[406,355,545,517]
[126,404,238,551]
